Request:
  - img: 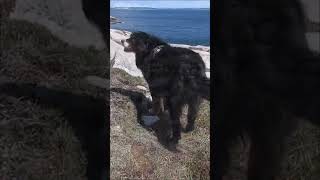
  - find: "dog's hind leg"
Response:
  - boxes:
[185,95,202,132]
[86,127,108,180]
[213,122,238,180]
[247,132,285,180]
[246,111,293,180]
[167,95,184,144]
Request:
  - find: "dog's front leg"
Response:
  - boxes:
[151,96,165,115]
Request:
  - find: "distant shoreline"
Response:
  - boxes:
[111,7,210,10]
[110,26,210,46]
[111,27,210,47]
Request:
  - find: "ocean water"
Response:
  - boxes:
[110,8,210,46]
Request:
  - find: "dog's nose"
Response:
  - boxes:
[121,39,125,44]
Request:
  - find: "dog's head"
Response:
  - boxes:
[121,31,167,54]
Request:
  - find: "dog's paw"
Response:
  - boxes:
[168,136,180,144]
[165,137,179,151]
[184,124,195,132]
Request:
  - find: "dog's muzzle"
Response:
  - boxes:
[121,39,129,47]
[121,39,132,51]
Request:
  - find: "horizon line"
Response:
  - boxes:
[111,7,210,9]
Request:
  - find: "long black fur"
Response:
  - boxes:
[213,0,320,179]
[81,0,108,47]
[121,31,210,146]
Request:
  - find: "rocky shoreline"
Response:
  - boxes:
[110,29,211,78]
[110,16,122,24]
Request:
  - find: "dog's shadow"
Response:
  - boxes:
[110,88,180,152]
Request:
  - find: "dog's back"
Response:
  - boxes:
[143,45,209,99]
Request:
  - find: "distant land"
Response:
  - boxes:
[111,7,209,10]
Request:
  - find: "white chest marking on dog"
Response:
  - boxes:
[151,45,165,58]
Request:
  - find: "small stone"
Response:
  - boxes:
[136,85,148,91]
[142,115,159,126]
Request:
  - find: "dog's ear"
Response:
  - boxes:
[145,38,154,50]
[145,36,162,50]
[138,44,148,52]
[135,39,148,52]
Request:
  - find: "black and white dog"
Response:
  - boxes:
[121,32,210,147]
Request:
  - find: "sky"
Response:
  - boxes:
[110,0,210,9]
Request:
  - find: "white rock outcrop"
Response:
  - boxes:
[110,29,211,78]
[9,0,105,49]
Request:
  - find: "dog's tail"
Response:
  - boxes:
[195,76,210,100]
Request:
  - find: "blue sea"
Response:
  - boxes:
[110,8,210,46]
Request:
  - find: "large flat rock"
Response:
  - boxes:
[9,0,105,49]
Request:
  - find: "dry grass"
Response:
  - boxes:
[282,122,320,179]
[0,97,87,180]
[0,18,108,179]
[110,68,210,180]
[223,121,320,180]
